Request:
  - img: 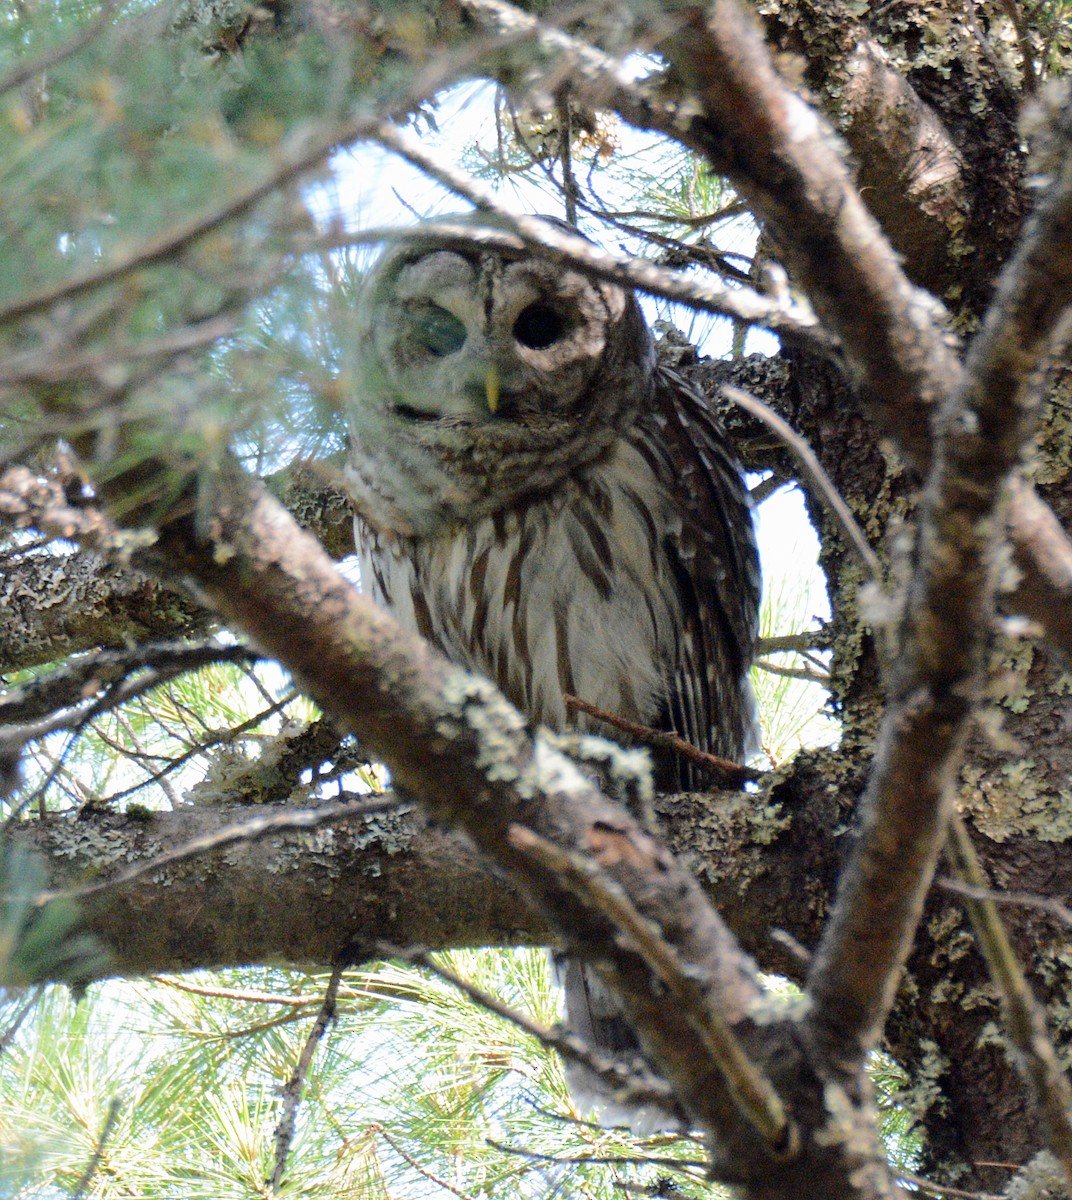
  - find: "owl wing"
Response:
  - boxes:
[558,373,760,1129]
[648,364,761,777]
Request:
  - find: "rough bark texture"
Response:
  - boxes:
[5,0,1072,1194]
[22,800,543,973]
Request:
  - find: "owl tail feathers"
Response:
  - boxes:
[553,953,681,1136]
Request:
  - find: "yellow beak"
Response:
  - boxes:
[485,365,500,414]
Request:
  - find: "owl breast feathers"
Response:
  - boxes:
[346,216,761,1131]
[346,217,761,783]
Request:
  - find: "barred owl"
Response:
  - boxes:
[345,216,760,1128]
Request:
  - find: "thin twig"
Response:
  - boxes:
[507,824,796,1159]
[368,123,829,346]
[722,385,881,581]
[935,877,1072,931]
[270,965,343,1193]
[753,660,829,685]
[109,712,183,809]
[70,1096,122,1200]
[769,929,812,966]
[945,813,1072,1192]
[896,1168,1002,1200]
[374,1124,482,1200]
[0,639,258,726]
[750,474,788,506]
[150,975,321,1006]
[0,985,43,1056]
[386,944,678,1114]
[0,34,526,330]
[562,694,761,786]
[0,311,240,387]
[0,0,118,98]
[100,691,298,807]
[0,649,215,825]
[486,1137,709,1174]
[756,631,830,656]
[38,794,407,904]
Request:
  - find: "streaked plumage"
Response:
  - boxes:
[345,216,760,1125]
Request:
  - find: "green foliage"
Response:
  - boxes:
[0,0,386,499]
[0,843,110,987]
[0,956,715,1199]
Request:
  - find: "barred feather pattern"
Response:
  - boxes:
[347,225,759,1131]
[355,364,759,788]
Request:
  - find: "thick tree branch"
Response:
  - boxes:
[760,1,971,290]
[39,455,831,1185]
[0,459,353,674]
[17,799,540,975]
[0,551,208,673]
[2,750,857,986]
[806,88,1072,1060]
[511,823,794,1156]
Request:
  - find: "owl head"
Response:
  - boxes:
[345,213,655,538]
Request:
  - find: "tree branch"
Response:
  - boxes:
[806,81,1072,1060]
[509,823,795,1158]
[761,1,971,289]
[0,458,353,674]
[401,948,678,1116]
[722,385,880,580]
[15,799,541,976]
[364,126,829,347]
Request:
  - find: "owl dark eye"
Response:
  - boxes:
[390,402,439,423]
[409,304,467,357]
[514,303,565,350]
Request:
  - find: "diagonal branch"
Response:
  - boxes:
[0,0,119,98]
[0,457,353,675]
[721,385,880,580]
[397,946,679,1116]
[270,965,343,1193]
[465,0,1072,1074]
[366,125,828,347]
[806,87,1072,1058]
[43,453,802,1176]
[509,823,794,1158]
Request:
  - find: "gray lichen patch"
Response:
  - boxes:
[961,759,1072,844]
[45,818,163,875]
[437,669,529,785]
